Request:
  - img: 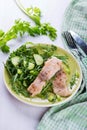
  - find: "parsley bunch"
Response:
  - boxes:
[0,4,57,53]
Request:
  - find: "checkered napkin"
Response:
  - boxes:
[37,0,87,130]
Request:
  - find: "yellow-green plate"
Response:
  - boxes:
[3,44,82,107]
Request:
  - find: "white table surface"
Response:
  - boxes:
[0,0,71,130]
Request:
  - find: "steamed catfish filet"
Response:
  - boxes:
[28,57,71,97]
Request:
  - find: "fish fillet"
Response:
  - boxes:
[53,70,71,97]
[27,57,62,96]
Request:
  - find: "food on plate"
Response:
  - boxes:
[53,70,71,97]
[27,77,46,97]
[28,57,62,96]
[38,57,62,81]
[5,43,80,103]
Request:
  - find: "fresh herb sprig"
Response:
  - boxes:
[16,0,41,25]
[0,2,57,53]
[0,19,57,53]
[26,7,41,25]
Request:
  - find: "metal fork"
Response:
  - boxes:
[62,31,85,58]
[62,31,87,69]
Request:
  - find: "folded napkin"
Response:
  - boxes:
[37,0,87,130]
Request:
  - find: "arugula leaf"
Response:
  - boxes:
[70,71,79,89]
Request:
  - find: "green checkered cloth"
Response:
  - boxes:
[37,0,87,130]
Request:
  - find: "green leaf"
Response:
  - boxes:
[0,17,57,53]
[26,7,41,25]
[40,23,57,41]
[0,30,5,37]
[1,44,10,53]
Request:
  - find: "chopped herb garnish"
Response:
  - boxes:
[70,71,79,89]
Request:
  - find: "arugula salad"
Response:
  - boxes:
[5,43,79,103]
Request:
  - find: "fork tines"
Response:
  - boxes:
[62,31,76,49]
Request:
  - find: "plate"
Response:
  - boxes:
[3,43,82,107]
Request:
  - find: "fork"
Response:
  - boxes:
[62,31,85,58]
[62,31,87,69]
